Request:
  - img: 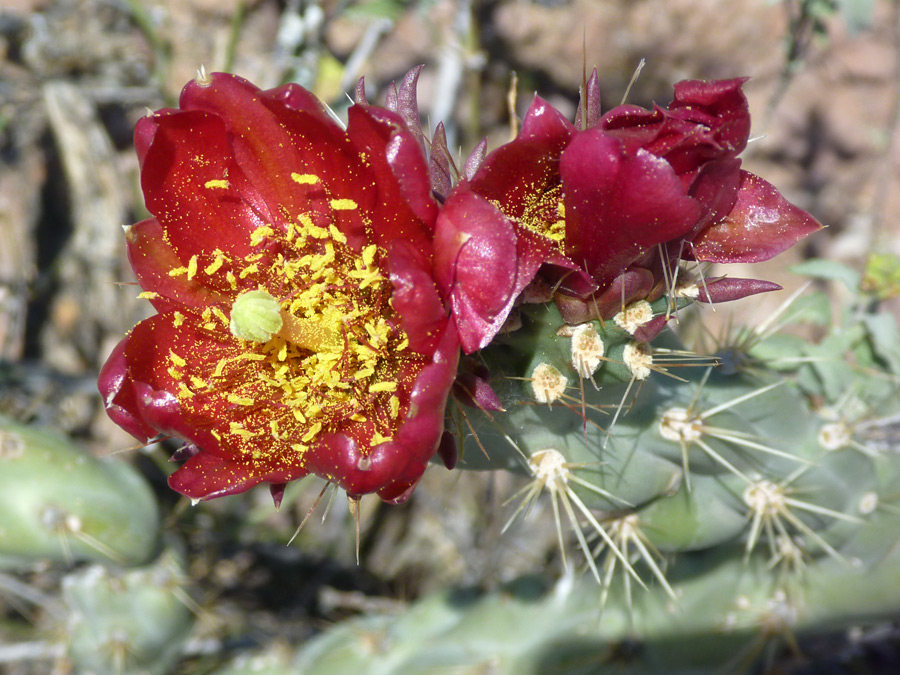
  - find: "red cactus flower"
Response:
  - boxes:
[99,72,459,505]
[435,76,822,349]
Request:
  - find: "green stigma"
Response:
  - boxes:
[229,290,283,343]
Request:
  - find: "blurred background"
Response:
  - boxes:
[1,0,899,672]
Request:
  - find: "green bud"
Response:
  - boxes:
[230,289,283,343]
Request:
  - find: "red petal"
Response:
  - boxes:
[97,337,159,443]
[668,78,751,158]
[140,108,268,262]
[168,450,307,501]
[469,97,574,218]
[125,217,228,311]
[692,172,823,263]
[260,80,334,125]
[387,238,450,355]
[179,73,372,249]
[435,190,555,353]
[347,105,437,242]
[303,324,458,499]
[685,158,742,238]
[561,129,702,284]
[123,313,241,454]
[436,430,458,470]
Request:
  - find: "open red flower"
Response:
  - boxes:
[99,72,459,505]
[435,76,822,350]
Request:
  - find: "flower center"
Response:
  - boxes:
[164,181,426,464]
[503,183,566,252]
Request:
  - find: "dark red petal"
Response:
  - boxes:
[378,480,420,505]
[354,76,369,104]
[395,65,427,149]
[269,483,287,509]
[695,277,783,303]
[453,371,504,412]
[429,121,454,200]
[561,129,702,284]
[470,97,573,217]
[692,172,823,263]
[435,190,540,353]
[347,105,437,241]
[98,337,159,443]
[464,139,487,180]
[685,158,742,239]
[170,443,201,462]
[668,78,751,158]
[633,315,671,343]
[388,238,450,355]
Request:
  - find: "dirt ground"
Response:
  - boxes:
[1,0,900,672]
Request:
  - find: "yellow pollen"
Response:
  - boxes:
[291,173,320,185]
[167,367,182,380]
[173,312,185,327]
[227,393,255,406]
[138,291,159,300]
[205,251,225,275]
[177,383,194,398]
[186,255,199,280]
[279,312,343,353]
[251,226,275,246]
[169,350,187,368]
[389,395,400,419]
[239,263,259,279]
[204,179,230,189]
[168,266,188,277]
[369,381,398,394]
[301,422,322,443]
[362,244,378,267]
[330,198,358,211]
[328,223,347,244]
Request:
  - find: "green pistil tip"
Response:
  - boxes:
[230,289,283,343]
